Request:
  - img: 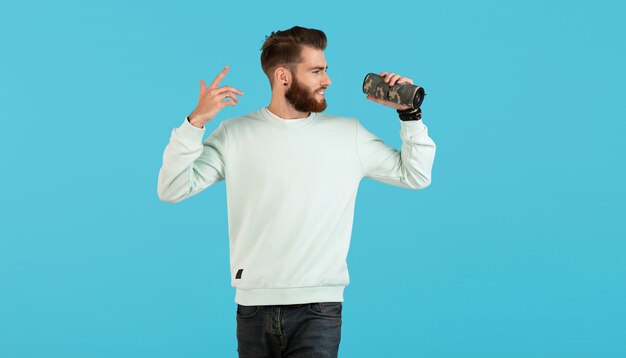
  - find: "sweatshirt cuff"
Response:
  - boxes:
[399,117,426,136]
[174,116,206,142]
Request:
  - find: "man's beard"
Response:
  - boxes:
[285,76,327,113]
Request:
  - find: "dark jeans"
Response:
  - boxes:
[236,302,342,357]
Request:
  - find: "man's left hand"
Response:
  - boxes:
[365,71,413,110]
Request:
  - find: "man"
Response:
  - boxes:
[157,26,436,357]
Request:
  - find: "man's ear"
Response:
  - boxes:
[274,67,291,86]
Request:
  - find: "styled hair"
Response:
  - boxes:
[260,26,327,85]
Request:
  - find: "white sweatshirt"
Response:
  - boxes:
[157,108,436,305]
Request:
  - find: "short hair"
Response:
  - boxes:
[260,26,327,85]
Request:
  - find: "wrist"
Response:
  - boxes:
[397,107,422,121]
[187,114,205,128]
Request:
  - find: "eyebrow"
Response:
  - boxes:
[309,66,329,71]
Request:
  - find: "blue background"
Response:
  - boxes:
[1,0,625,357]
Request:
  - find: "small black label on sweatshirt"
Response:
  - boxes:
[235,269,243,279]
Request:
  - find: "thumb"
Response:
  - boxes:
[199,79,206,94]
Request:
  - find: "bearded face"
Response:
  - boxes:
[285,74,327,113]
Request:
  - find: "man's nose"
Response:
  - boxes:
[322,73,332,87]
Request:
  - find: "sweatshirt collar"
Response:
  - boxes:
[258,107,318,129]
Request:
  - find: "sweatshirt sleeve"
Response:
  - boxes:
[356,118,436,190]
[157,117,229,203]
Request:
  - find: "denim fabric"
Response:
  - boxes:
[236,302,342,357]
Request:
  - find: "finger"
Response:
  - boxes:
[389,74,402,86]
[380,71,388,77]
[220,91,239,103]
[388,74,399,86]
[208,66,230,89]
[395,75,406,84]
[220,99,237,107]
[213,85,244,96]
[199,79,207,94]
[227,93,239,103]
[397,77,413,85]
[385,73,395,83]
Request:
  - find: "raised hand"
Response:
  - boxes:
[365,71,414,110]
[188,66,244,127]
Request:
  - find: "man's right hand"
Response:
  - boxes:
[188,66,244,128]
